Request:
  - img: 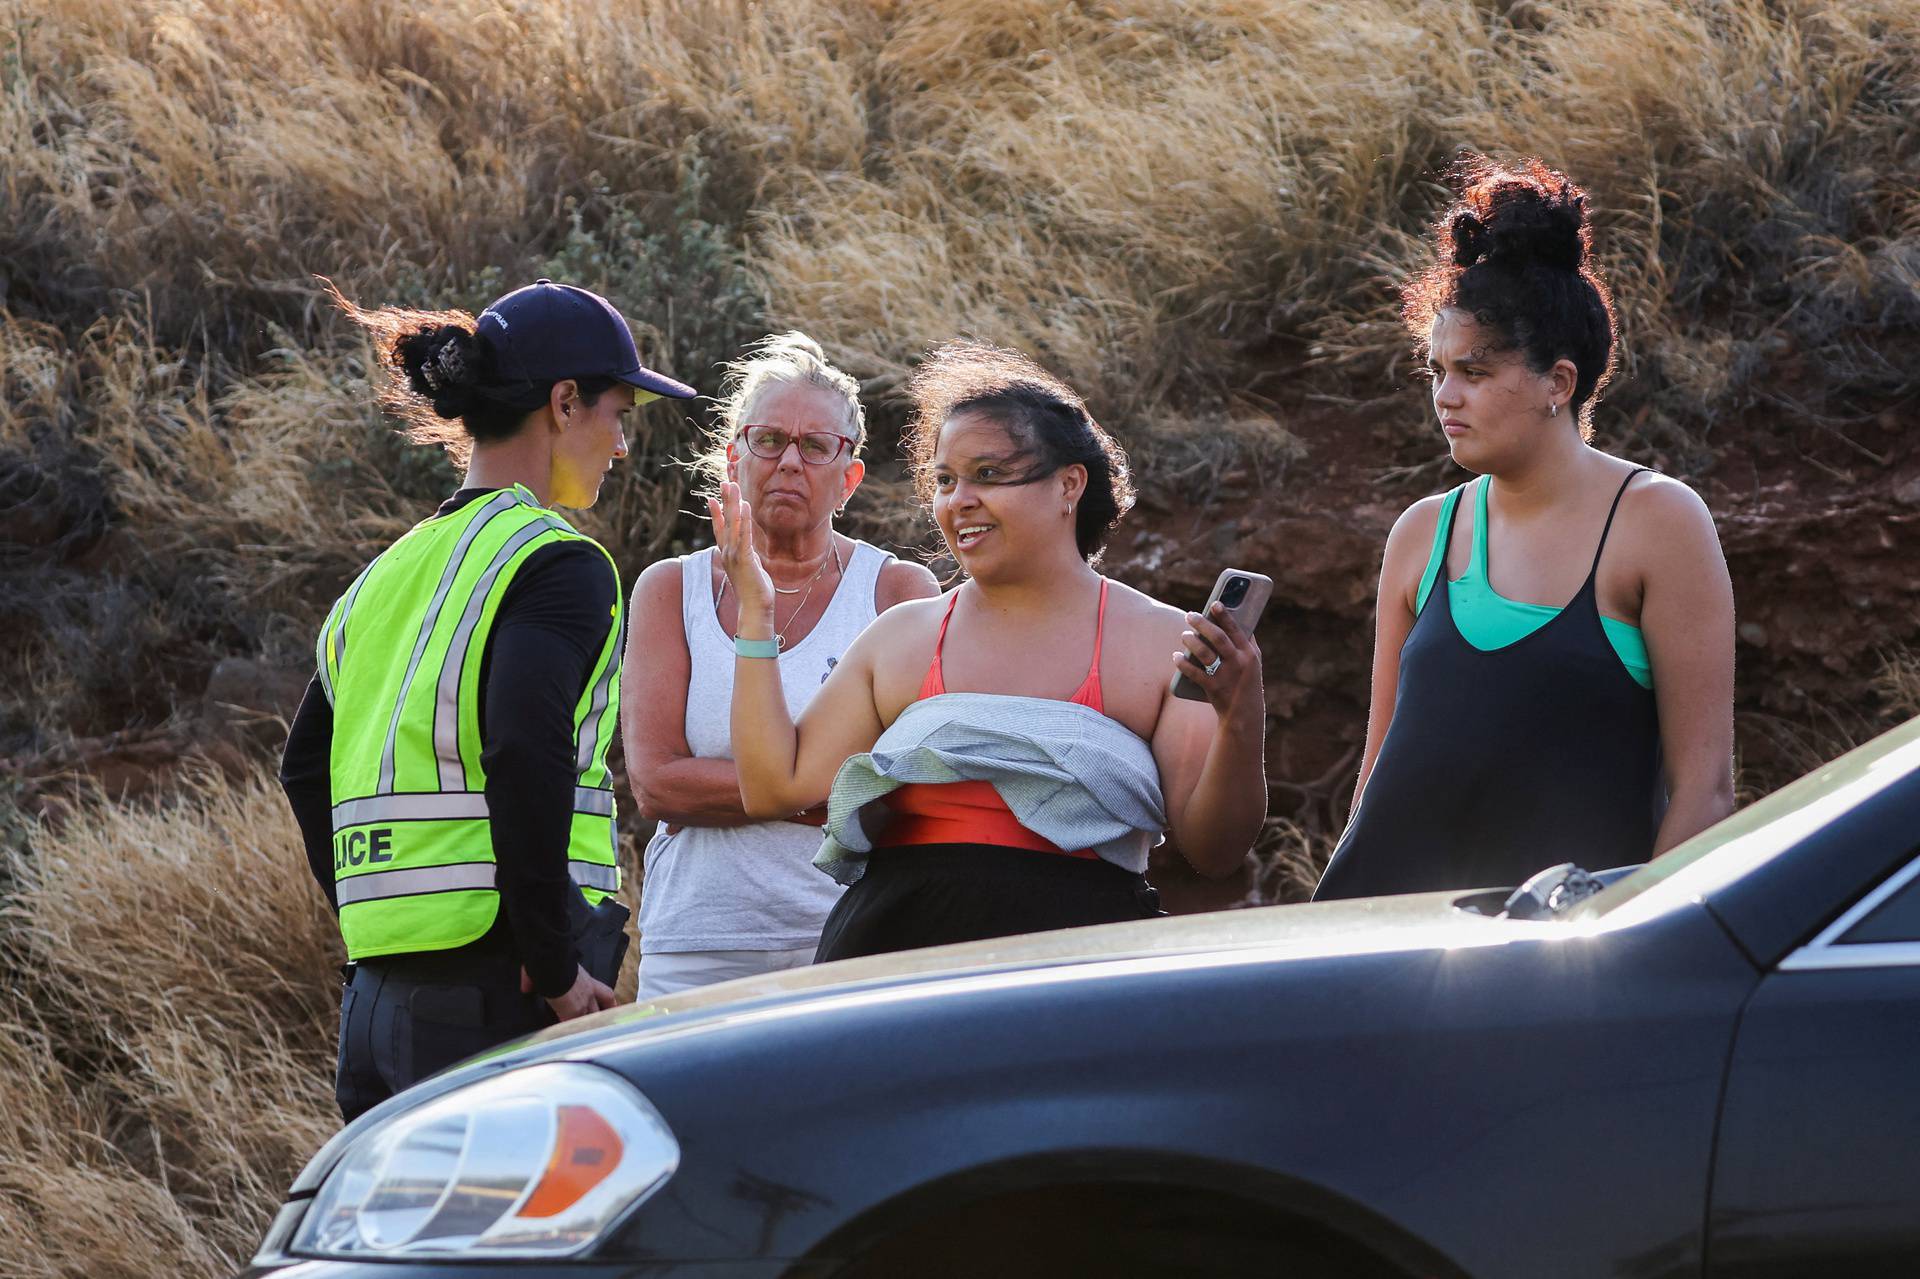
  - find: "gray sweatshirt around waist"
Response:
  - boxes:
[817,692,1167,886]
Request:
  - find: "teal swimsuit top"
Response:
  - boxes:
[1414,477,1653,690]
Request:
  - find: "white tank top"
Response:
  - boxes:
[638,540,891,953]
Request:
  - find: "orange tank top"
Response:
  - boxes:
[881,580,1108,856]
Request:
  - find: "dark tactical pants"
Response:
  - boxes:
[335,952,552,1124]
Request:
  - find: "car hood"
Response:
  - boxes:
[286,889,1616,1196]
[528,885,1547,1053]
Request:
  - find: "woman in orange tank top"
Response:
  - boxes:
[714,340,1271,959]
[878,578,1110,857]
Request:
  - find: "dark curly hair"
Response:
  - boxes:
[1401,155,1618,437]
[903,339,1135,563]
[324,280,616,464]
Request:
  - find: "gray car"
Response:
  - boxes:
[244,715,1920,1278]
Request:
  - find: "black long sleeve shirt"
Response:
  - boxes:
[279,488,620,998]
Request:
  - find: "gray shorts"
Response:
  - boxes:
[634,946,814,1000]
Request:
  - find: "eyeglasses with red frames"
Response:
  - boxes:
[737,425,855,466]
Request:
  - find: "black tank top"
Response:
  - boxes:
[1314,470,1664,900]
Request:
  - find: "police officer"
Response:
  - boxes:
[280,279,696,1122]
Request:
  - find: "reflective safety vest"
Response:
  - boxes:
[316,484,623,961]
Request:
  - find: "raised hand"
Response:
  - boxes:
[709,480,776,638]
[1173,601,1264,727]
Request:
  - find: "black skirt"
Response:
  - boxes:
[815,842,1165,962]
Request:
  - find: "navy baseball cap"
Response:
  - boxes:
[476,278,697,403]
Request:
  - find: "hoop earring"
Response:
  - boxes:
[1548,401,1559,418]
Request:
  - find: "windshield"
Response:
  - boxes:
[1576,715,1920,921]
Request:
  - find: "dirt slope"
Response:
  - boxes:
[1106,400,1920,906]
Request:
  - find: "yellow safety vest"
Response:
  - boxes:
[316,485,622,960]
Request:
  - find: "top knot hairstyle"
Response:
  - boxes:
[904,339,1135,563]
[691,331,867,501]
[1402,155,1619,435]
[326,281,617,464]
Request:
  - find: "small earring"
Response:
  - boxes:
[1548,401,1558,418]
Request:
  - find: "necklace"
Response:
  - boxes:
[769,544,836,593]
[723,540,843,650]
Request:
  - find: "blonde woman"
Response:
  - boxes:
[622,334,939,997]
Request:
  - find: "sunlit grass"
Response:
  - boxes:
[1,2,1916,1269]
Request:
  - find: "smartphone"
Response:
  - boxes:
[1169,568,1273,701]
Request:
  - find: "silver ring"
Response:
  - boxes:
[1203,656,1223,677]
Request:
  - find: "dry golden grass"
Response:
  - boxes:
[7,0,1917,746]
[3,2,1917,1270]
[759,0,1920,450]
[10,0,1914,414]
[1733,654,1920,806]
[0,1027,236,1279]
[0,758,645,1276]
[0,303,422,738]
[1246,815,1335,906]
[3,0,880,336]
[0,765,341,1274]
[1876,647,1920,722]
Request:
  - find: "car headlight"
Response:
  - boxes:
[290,1062,677,1259]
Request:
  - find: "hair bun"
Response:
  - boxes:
[1450,212,1490,268]
[395,323,485,420]
[1472,181,1586,273]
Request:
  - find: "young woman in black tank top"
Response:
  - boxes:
[1315,157,1736,900]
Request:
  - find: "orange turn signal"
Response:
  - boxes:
[518,1105,625,1219]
